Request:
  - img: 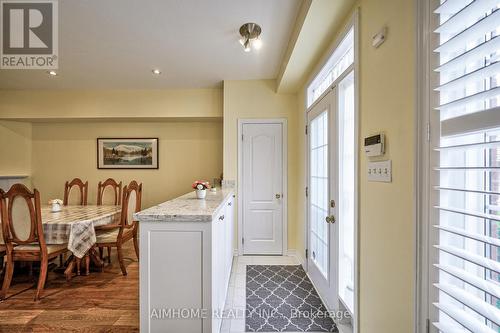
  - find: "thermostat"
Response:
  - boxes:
[364,134,385,157]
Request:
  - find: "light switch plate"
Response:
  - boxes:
[367,160,392,182]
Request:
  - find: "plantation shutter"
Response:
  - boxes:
[432,0,500,332]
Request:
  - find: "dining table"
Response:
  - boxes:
[41,205,122,280]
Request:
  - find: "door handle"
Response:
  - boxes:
[275,194,281,199]
[325,215,336,224]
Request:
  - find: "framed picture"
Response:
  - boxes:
[97,138,159,169]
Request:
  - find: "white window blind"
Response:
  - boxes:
[432,0,500,332]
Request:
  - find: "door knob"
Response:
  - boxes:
[275,194,281,199]
[325,215,336,224]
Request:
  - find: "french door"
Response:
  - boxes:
[307,89,338,308]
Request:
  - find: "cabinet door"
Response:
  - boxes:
[225,197,234,282]
[212,211,221,332]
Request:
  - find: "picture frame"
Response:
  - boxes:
[97,138,159,169]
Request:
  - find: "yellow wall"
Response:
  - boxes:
[0,121,32,176]
[223,79,298,249]
[31,121,223,209]
[0,87,224,208]
[0,89,222,120]
[296,1,415,332]
[358,1,415,330]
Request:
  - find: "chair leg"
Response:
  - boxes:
[107,247,112,264]
[98,247,103,260]
[133,234,139,260]
[117,245,127,276]
[35,258,48,301]
[0,255,13,300]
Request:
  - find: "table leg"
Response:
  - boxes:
[63,247,104,280]
[77,257,83,276]
[64,258,75,281]
[83,255,90,276]
[89,248,104,272]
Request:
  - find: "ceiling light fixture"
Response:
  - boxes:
[152,69,161,75]
[239,23,262,52]
[47,70,57,76]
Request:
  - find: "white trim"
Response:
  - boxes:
[307,63,355,112]
[303,9,359,333]
[285,249,306,267]
[237,118,288,256]
[416,0,440,332]
[415,0,431,331]
[352,10,359,333]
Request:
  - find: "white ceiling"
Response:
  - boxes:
[0,0,301,90]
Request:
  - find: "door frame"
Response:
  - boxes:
[237,118,288,256]
[302,9,359,331]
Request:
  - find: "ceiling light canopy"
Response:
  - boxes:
[239,23,262,52]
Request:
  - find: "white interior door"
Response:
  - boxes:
[307,90,338,309]
[242,122,284,255]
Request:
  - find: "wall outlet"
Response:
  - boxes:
[367,160,391,182]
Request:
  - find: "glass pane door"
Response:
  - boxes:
[307,89,337,309]
[309,110,329,277]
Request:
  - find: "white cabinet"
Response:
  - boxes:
[139,191,235,333]
[211,195,234,333]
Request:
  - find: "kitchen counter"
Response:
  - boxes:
[134,188,234,223]
[136,187,235,332]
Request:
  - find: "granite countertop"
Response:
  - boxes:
[134,188,234,222]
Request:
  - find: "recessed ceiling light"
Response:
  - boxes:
[152,69,161,75]
[47,70,57,76]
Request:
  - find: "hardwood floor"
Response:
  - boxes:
[0,243,139,332]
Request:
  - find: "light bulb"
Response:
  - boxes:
[152,69,161,75]
[48,70,57,76]
[252,38,262,50]
[244,39,251,52]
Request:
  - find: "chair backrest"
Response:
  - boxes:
[97,178,122,206]
[0,184,46,252]
[64,178,88,206]
[0,189,4,246]
[119,181,142,232]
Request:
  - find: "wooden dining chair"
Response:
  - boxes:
[0,205,5,280]
[0,184,68,301]
[63,178,88,206]
[96,178,122,263]
[97,178,122,206]
[95,181,141,276]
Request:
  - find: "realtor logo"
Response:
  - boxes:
[1,0,58,69]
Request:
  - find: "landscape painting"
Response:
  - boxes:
[97,138,159,169]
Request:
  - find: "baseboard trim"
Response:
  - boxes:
[285,249,306,268]
[232,248,306,268]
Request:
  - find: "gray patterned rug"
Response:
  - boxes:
[246,265,338,332]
